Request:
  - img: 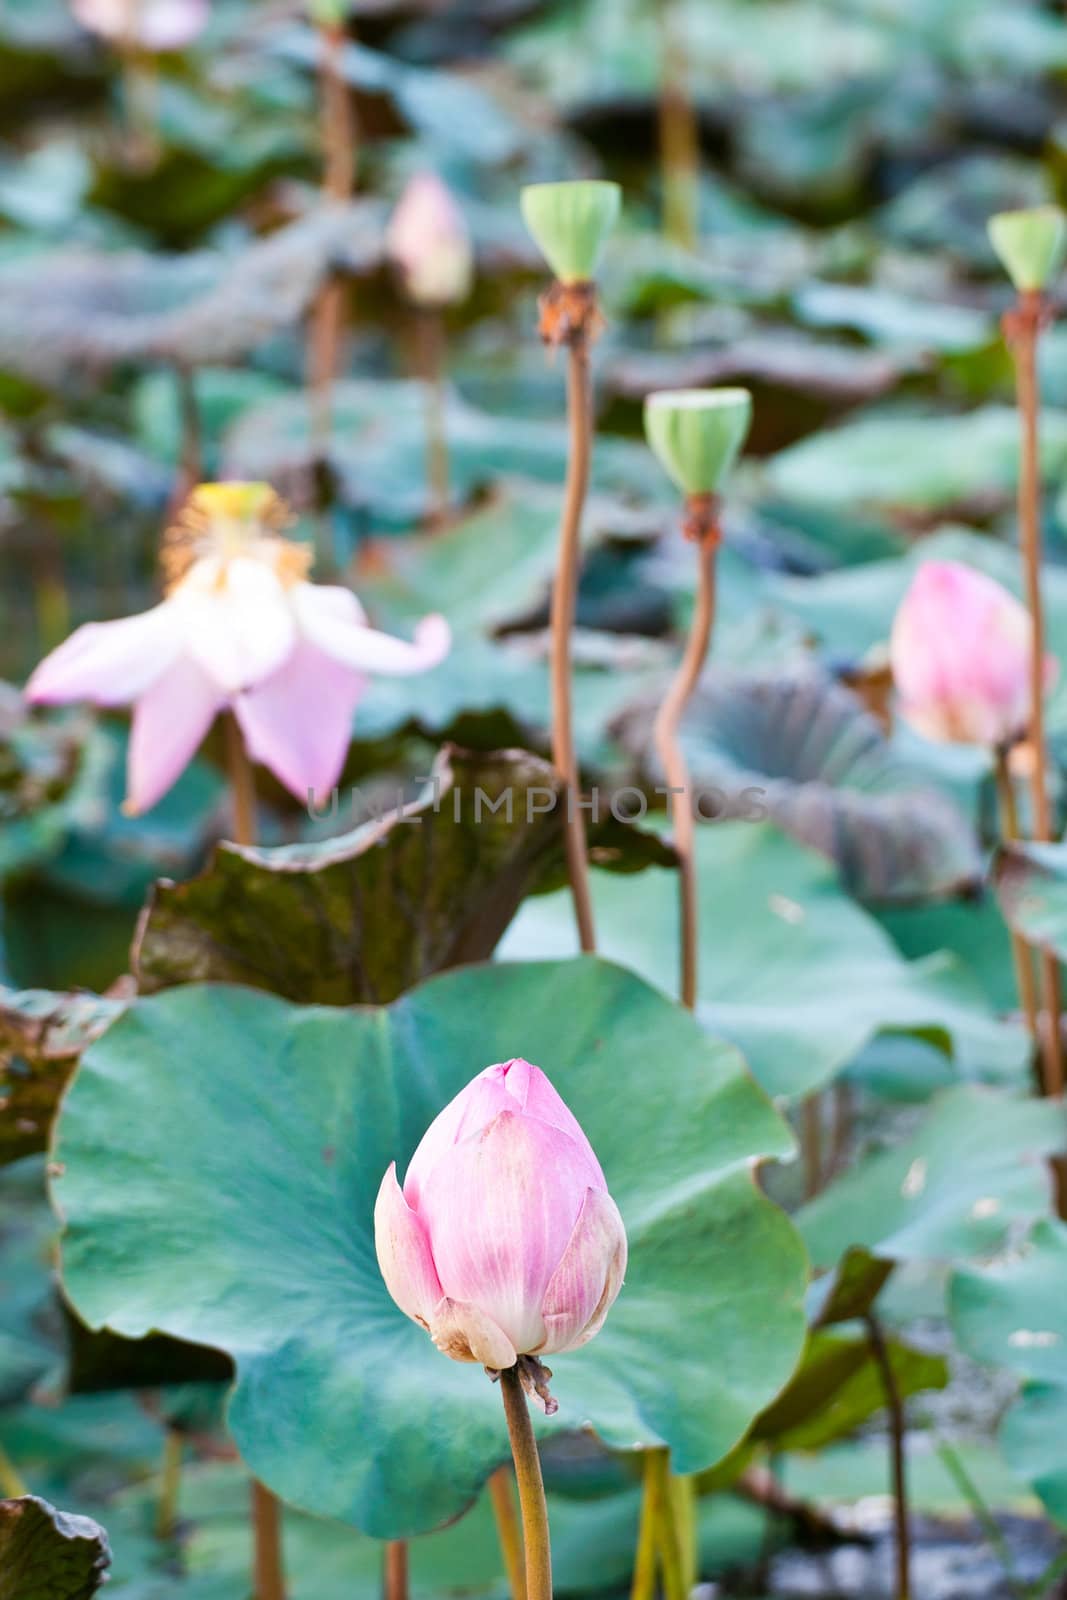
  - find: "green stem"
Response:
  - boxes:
[499,1366,552,1600]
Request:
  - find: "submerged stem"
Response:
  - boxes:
[657,0,700,250]
[865,1313,910,1600]
[251,1477,286,1600]
[499,1365,552,1600]
[652,525,718,1009]
[1009,293,1065,1100]
[223,712,257,848]
[488,1464,527,1600]
[551,328,597,955]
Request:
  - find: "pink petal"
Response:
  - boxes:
[498,1059,607,1188]
[429,1297,517,1368]
[296,585,450,677]
[402,1073,518,1211]
[25,603,184,707]
[417,1109,594,1358]
[126,654,224,814]
[540,1188,627,1355]
[174,557,296,694]
[374,1163,444,1329]
[234,640,365,804]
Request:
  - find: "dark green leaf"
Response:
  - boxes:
[0,1496,110,1600]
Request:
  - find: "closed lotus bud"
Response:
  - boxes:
[989,205,1067,294]
[644,387,752,497]
[71,0,209,50]
[386,174,474,309]
[375,1058,627,1370]
[890,560,1053,748]
[520,180,621,285]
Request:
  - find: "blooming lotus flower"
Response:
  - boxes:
[890,560,1052,747]
[386,174,474,308]
[71,0,209,50]
[26,483,449,814]
[375,1058,627,1370]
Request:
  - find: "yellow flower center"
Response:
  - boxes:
[161,481,312,592]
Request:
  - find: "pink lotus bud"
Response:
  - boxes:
[386,174,474,308]
[375,1059,627,1370]
[890,560,1053,747]
[71,0,209,50]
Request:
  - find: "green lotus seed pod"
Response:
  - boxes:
[310,0,347,26]
[644,388,753,497]
[988,205,1067,293]
[520,181,621,284]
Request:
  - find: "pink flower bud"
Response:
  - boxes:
[71,0,209,50]
[374,1059,627,1369]
[890,560,1054,747]
[386,174,474,308]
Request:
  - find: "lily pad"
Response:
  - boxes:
[134,746,672,1002]
[950,1218,1067,1525]
[0,1495,111,1600]
[52,958,808,1537]
[766,405,1067,517]
[499,822,1029,1101]
[798,1085,1064,1271]
[614,666,981,901]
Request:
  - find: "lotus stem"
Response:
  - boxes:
[418,309,450,530]
[155,1429,183,1540]
[223,712,257,849]
[499,1364,552,1600]
[546,294,598,954]
[1005,289,1066,1099]
[865,1313,911,1600]
[307,17,357,530]
[175,365,202,503]
[992,745,1041,1046]
[384,1540,409,1600]
[251,1477,286,1600]
[802,1094,822,1200]
[653,506,718,1008]
[488,1464,527,1600]
[657,0,699,250]
[631,1448,686,1600]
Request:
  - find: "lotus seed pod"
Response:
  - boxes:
[644,388,753,497]
[520,181,621,284]
[988,206,1067,293]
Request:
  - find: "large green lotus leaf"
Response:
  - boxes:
[792,281,994,356]
[950,1218,1067,1524]
[0,1496,111,1600]
[134,747,673,1002]
[52,959,807,1538]
[0,1158,58,1406]
[798,1086,1064,1270]
[766,406,1067,515]
[498,823,1028,1101]
[614,667,981,902]
[993,842,1067,959]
